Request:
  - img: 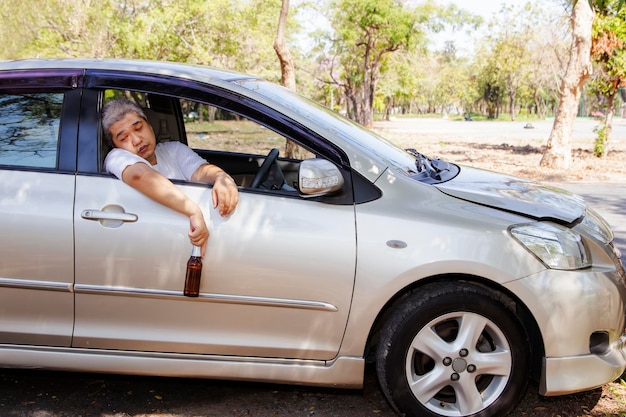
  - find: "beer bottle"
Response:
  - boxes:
[184,245,202,297]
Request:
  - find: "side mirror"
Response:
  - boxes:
[299,159,344,196]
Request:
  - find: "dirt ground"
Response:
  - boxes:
[372,117,626,183]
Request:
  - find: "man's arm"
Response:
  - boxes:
[191,163,239,217]
[121,162,209,252]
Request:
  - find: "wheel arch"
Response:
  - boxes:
[364,273,545,382]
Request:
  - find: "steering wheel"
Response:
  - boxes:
[250,148,280,188]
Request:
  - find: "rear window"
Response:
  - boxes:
[0,93,63,168]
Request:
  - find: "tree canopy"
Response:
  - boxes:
[0,0,286,79]
[1,0,625,161]
[587,0,626,156]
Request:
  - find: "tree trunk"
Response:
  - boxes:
[605,92,614,151]
[347,70,376,128]
[509,90,516,121]
[540,0,594,169]
[273,0,307,159]
[534,93,547,119]
[359,80,375,128]
[599,92,615,157]
[273,0,296,91]
[384,97,392,121]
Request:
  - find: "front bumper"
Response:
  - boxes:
[540,333,626,395]
[505,256,626,396]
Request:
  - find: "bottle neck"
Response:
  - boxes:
[191,245,202,257]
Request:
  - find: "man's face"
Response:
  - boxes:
[109,111,157,164]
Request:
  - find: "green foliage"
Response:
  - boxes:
[320,0,485,125]
[593,123,608,156]
[590,0,626,87]
[472,2,557,120]
[586,0,626,155]
[0,0,603,127]
[329,0,423,80]
[0,0,286,78]
[587,0,625,12]
[322,0,430,124]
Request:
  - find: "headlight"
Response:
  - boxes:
[577,208,613,245]
[510,223,590,270]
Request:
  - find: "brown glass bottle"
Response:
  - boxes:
[184,245,203,297]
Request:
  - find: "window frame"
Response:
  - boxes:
[79,70,369,205]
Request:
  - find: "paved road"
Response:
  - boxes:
[375,117,626,149]
[555,182,626,260]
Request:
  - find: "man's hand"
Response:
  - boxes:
[212,172,239,216]
[188,208,209,254]
[122,162,210,252]
[192,164,239,217]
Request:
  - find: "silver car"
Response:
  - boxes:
[1,58,625,417]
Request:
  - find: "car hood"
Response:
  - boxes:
[434,166,585,223]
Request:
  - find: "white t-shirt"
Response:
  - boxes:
[105,141,207,181]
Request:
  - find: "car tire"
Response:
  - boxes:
[376,282,530,417]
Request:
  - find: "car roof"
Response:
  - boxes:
[0,58,260,85]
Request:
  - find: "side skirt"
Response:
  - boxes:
[0,344,364,388]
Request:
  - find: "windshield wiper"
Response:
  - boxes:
[405,148,450,181]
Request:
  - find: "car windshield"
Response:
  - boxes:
[236,80,418,175]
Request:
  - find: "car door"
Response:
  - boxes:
[0,73,80,346]
[72,82,357,361]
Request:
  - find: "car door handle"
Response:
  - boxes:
[81,209,138,223]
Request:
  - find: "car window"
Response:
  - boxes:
[0,93,62,168]
[180,99,314,159]
[102,90,314,158]
[102,89,317,192]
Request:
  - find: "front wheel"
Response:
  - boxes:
[376,282,530,417]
